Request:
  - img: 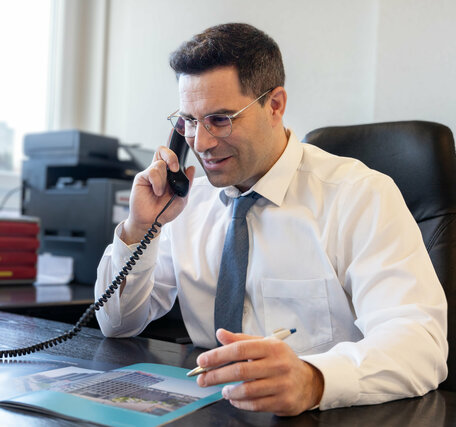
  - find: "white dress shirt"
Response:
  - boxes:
[95,130,448,410]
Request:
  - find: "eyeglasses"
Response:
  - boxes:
[167,89,272,138]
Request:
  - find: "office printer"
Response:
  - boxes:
[21,130,154,285]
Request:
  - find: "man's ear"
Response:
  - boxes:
[268,87,287,127]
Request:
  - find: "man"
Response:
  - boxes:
[95,23,447,415]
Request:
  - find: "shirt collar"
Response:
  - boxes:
[219,129,304,206]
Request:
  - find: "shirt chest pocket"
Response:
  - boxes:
[261,278,333,354]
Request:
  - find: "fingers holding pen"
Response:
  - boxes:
[197,359,267,388]
[196,334,263,373]
[196,339,287,387]
[194,330,323,415]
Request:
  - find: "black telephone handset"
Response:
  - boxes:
[1,131,191,359]
[166,130,189,197]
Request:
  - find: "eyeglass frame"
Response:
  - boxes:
[167,88,273,138]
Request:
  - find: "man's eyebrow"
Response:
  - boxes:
[211,108,237,115]
[179,108,237,118]
[178,111,195,119]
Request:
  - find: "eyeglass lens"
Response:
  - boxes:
[170,115,232,138]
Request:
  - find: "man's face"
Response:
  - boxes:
[178,67,282,192]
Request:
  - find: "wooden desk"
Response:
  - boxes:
[0,283,96,328]
[0,284,190,343]
[0,312,455,426]
[0,283,93,309]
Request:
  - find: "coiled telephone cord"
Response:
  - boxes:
[0,194,177,359]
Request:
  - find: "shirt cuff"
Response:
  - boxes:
[300,351,360,410]
[112,221,161,275]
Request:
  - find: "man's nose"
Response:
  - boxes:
[193,122,218,154]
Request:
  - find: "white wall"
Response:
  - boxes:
[49,0,456,155]
[48,0,109,133]
[104,0,378,154]
[0,171,21,212]
[374,0,456,134]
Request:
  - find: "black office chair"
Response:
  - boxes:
[303,120,456,391]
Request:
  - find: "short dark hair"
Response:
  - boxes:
[169,23,285,104]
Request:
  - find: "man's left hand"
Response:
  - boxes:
[196,328,324,416]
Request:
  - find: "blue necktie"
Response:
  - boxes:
[214,192,261,337]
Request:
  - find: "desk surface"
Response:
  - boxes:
[0,312,455,427]
[0,284,191,343]
[0,283,93,309]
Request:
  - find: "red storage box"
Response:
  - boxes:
[0,216,40,284]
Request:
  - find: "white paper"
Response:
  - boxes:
[35,253,74,286]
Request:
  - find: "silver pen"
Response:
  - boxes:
[186,327,297,377]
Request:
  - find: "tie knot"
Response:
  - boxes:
[232,192,260,219]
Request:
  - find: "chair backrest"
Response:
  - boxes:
[303,120,456,391]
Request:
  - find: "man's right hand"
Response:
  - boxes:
[121,145,195,245]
